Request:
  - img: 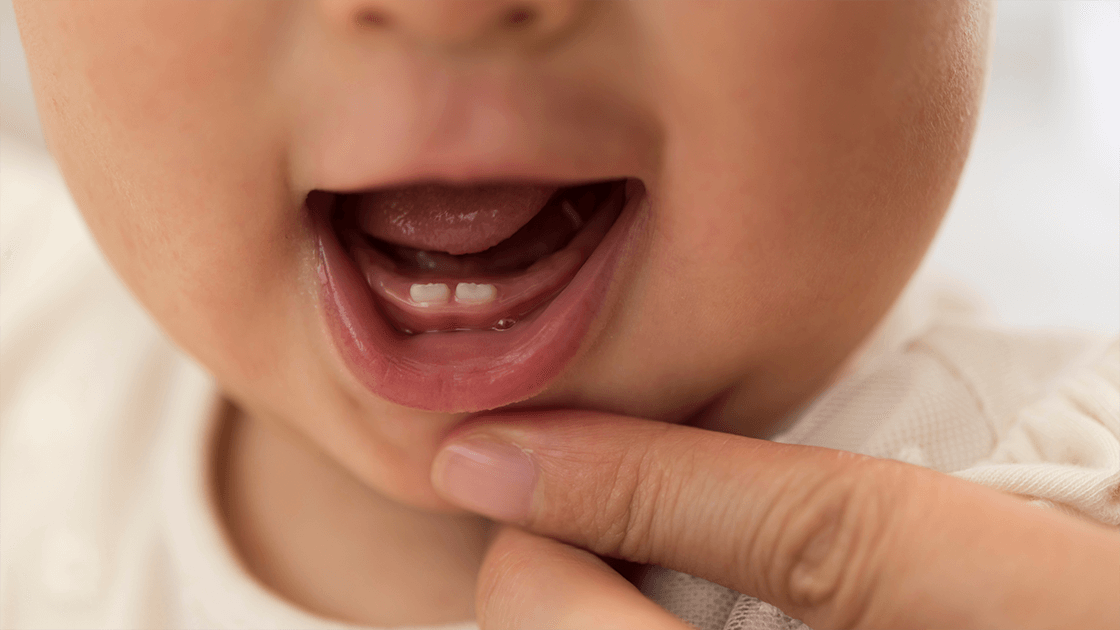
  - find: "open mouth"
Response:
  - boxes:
[337,179,627,334]
[310,178,646,412]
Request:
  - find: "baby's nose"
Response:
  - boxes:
[321,0,583,48]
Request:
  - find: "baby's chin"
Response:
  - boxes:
[331,354,737,514]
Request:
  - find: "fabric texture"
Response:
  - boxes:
[3,137,1118,629]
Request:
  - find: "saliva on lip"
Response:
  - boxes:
[398,317,520,335]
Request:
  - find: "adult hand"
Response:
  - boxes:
[430,410,1120,629]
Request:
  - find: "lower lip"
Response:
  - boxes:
[312,180,648,412]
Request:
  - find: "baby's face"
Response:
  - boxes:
[17,1,988,508]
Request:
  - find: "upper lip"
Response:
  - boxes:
[316,153,650,198]
[294,65,659,196]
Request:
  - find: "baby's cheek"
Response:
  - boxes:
[544,0,990,424]
[18,2,301,343]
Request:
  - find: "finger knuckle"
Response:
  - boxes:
[581,436,684,563]
[592,445,658,558]
[767,458,907,628]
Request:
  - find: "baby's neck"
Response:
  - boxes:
[214,405,492,626]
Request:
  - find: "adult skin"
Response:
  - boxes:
[431,411,1120,629]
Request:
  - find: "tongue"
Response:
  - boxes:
[354,184,559,256]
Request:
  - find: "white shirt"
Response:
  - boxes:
[2,137,1117,629]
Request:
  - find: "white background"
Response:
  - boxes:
[2,1,1117,334]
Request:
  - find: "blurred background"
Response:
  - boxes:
[2,1,1117,334]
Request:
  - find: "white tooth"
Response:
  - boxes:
[455,283,497,304]
[409,283,450,305]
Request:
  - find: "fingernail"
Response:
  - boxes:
[433,438,536,522]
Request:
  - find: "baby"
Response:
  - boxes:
[2,1,1117,629]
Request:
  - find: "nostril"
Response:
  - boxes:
[336,1,579,46]
[504,5,538,28]
[357,9,391,28]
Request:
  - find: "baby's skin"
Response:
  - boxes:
[14,1,1118,628]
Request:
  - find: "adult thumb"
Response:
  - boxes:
[432,409,1120,629]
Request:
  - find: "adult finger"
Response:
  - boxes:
[476,525,689,630]
[432,410,1120,629]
